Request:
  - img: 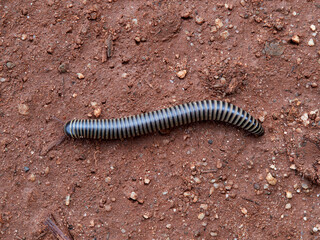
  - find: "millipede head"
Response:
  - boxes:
[63,120,73,138]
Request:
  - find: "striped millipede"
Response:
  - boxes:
[64,100,264,140]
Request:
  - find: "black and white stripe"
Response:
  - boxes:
[64,100,264,139]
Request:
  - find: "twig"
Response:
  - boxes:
[43,215,73,240]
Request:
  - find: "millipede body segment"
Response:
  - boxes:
[64,100,264,139]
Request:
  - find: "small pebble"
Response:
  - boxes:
[0,78,5,82]
[77,73,85,79]
[176,70,187,79]
[301,183,309,190]
[134,36,141,43]
[89,220,95,227]
[266,172,277,185]
[291,35,300,44]
[144,178,151,185]
[240,207,248,215]
[195,16,204,24]
[21,34,28,41]
[28,173,36,182]
[220,30,230,40]
[215,18,223,28]
[209,187,215,196]
[313,227,319,233]
[311,82,318,88]
[166,224,172,229]
[104,205,112,212]
[310,24,316,32]
[308,39,315,46]
[93,108,101,118]
[200,204,208,210]
[44,167,50,175]
[216,160,222,169]
[286,191,293,199]
[65,194,71,206]
[18,104,29,115]
[198,212,205,220]
[285,203,291,209]
[24,166,30,172]
[181,9,192,19]
[210,231,218,237]
[193,177,202,184]
[58,63,69,73]
[129,192,138,200]
[105,177,111,183]
[6,61,15,69]
[208,139,213,144]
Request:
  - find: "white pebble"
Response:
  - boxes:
[266,173,277,185]
[77,73,85,79]
[310,24,316,32]
[308,39,315,46]
[18,103,29,115]
[65,194,71,206]
[176,70,187,79]
[285,203,291,209]
[198,212,205,220]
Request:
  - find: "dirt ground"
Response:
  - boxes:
[0,0,320,239]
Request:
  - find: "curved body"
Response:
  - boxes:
[64,100,264,139]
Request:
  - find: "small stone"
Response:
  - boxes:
[240,207,248,215]
[28,173,36,182]
[143,212,151,219]
[129,192,138,200]
[285,203,291,209]
[311,82,318,88]
[198,212,205,220]
[208,139,213,144]
[21,34,28,41]
[215,18,223,29]
[200,204,208,210]
[0,78,5,82]
[286,191,293,199]
[93,108,101,118]
[105,177,111,183]
[253,183,260,190]
[65,194,71,206]
[166,224,172,229]
[6,61,15,69]
[176,70,187,79]
[210,231,218,237]
[308,39,315,46]
[291,35,300,44]
[58,63,69,73]
[77,73,85,79]
[310,24,316,32]
[301,113,310,126]
[209,187,214,196]
[44,167,50,175]
[313,227,319,233]
[18,104,29,115]
[134,36,140,43]
[220,30,230,40]
[89,220,95,227]
[24,167,30,172]
[181,9,192,19]
[144,178,151,185]
[301,183,309,190]
[266,172,277,185]
[195,16,204,24]
[216,160,222,169]
[104,205,112,212]
[193,177,202,184]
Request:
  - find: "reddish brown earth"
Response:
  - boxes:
[0,0,320,239]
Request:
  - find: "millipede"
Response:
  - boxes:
[64,100,264,140]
